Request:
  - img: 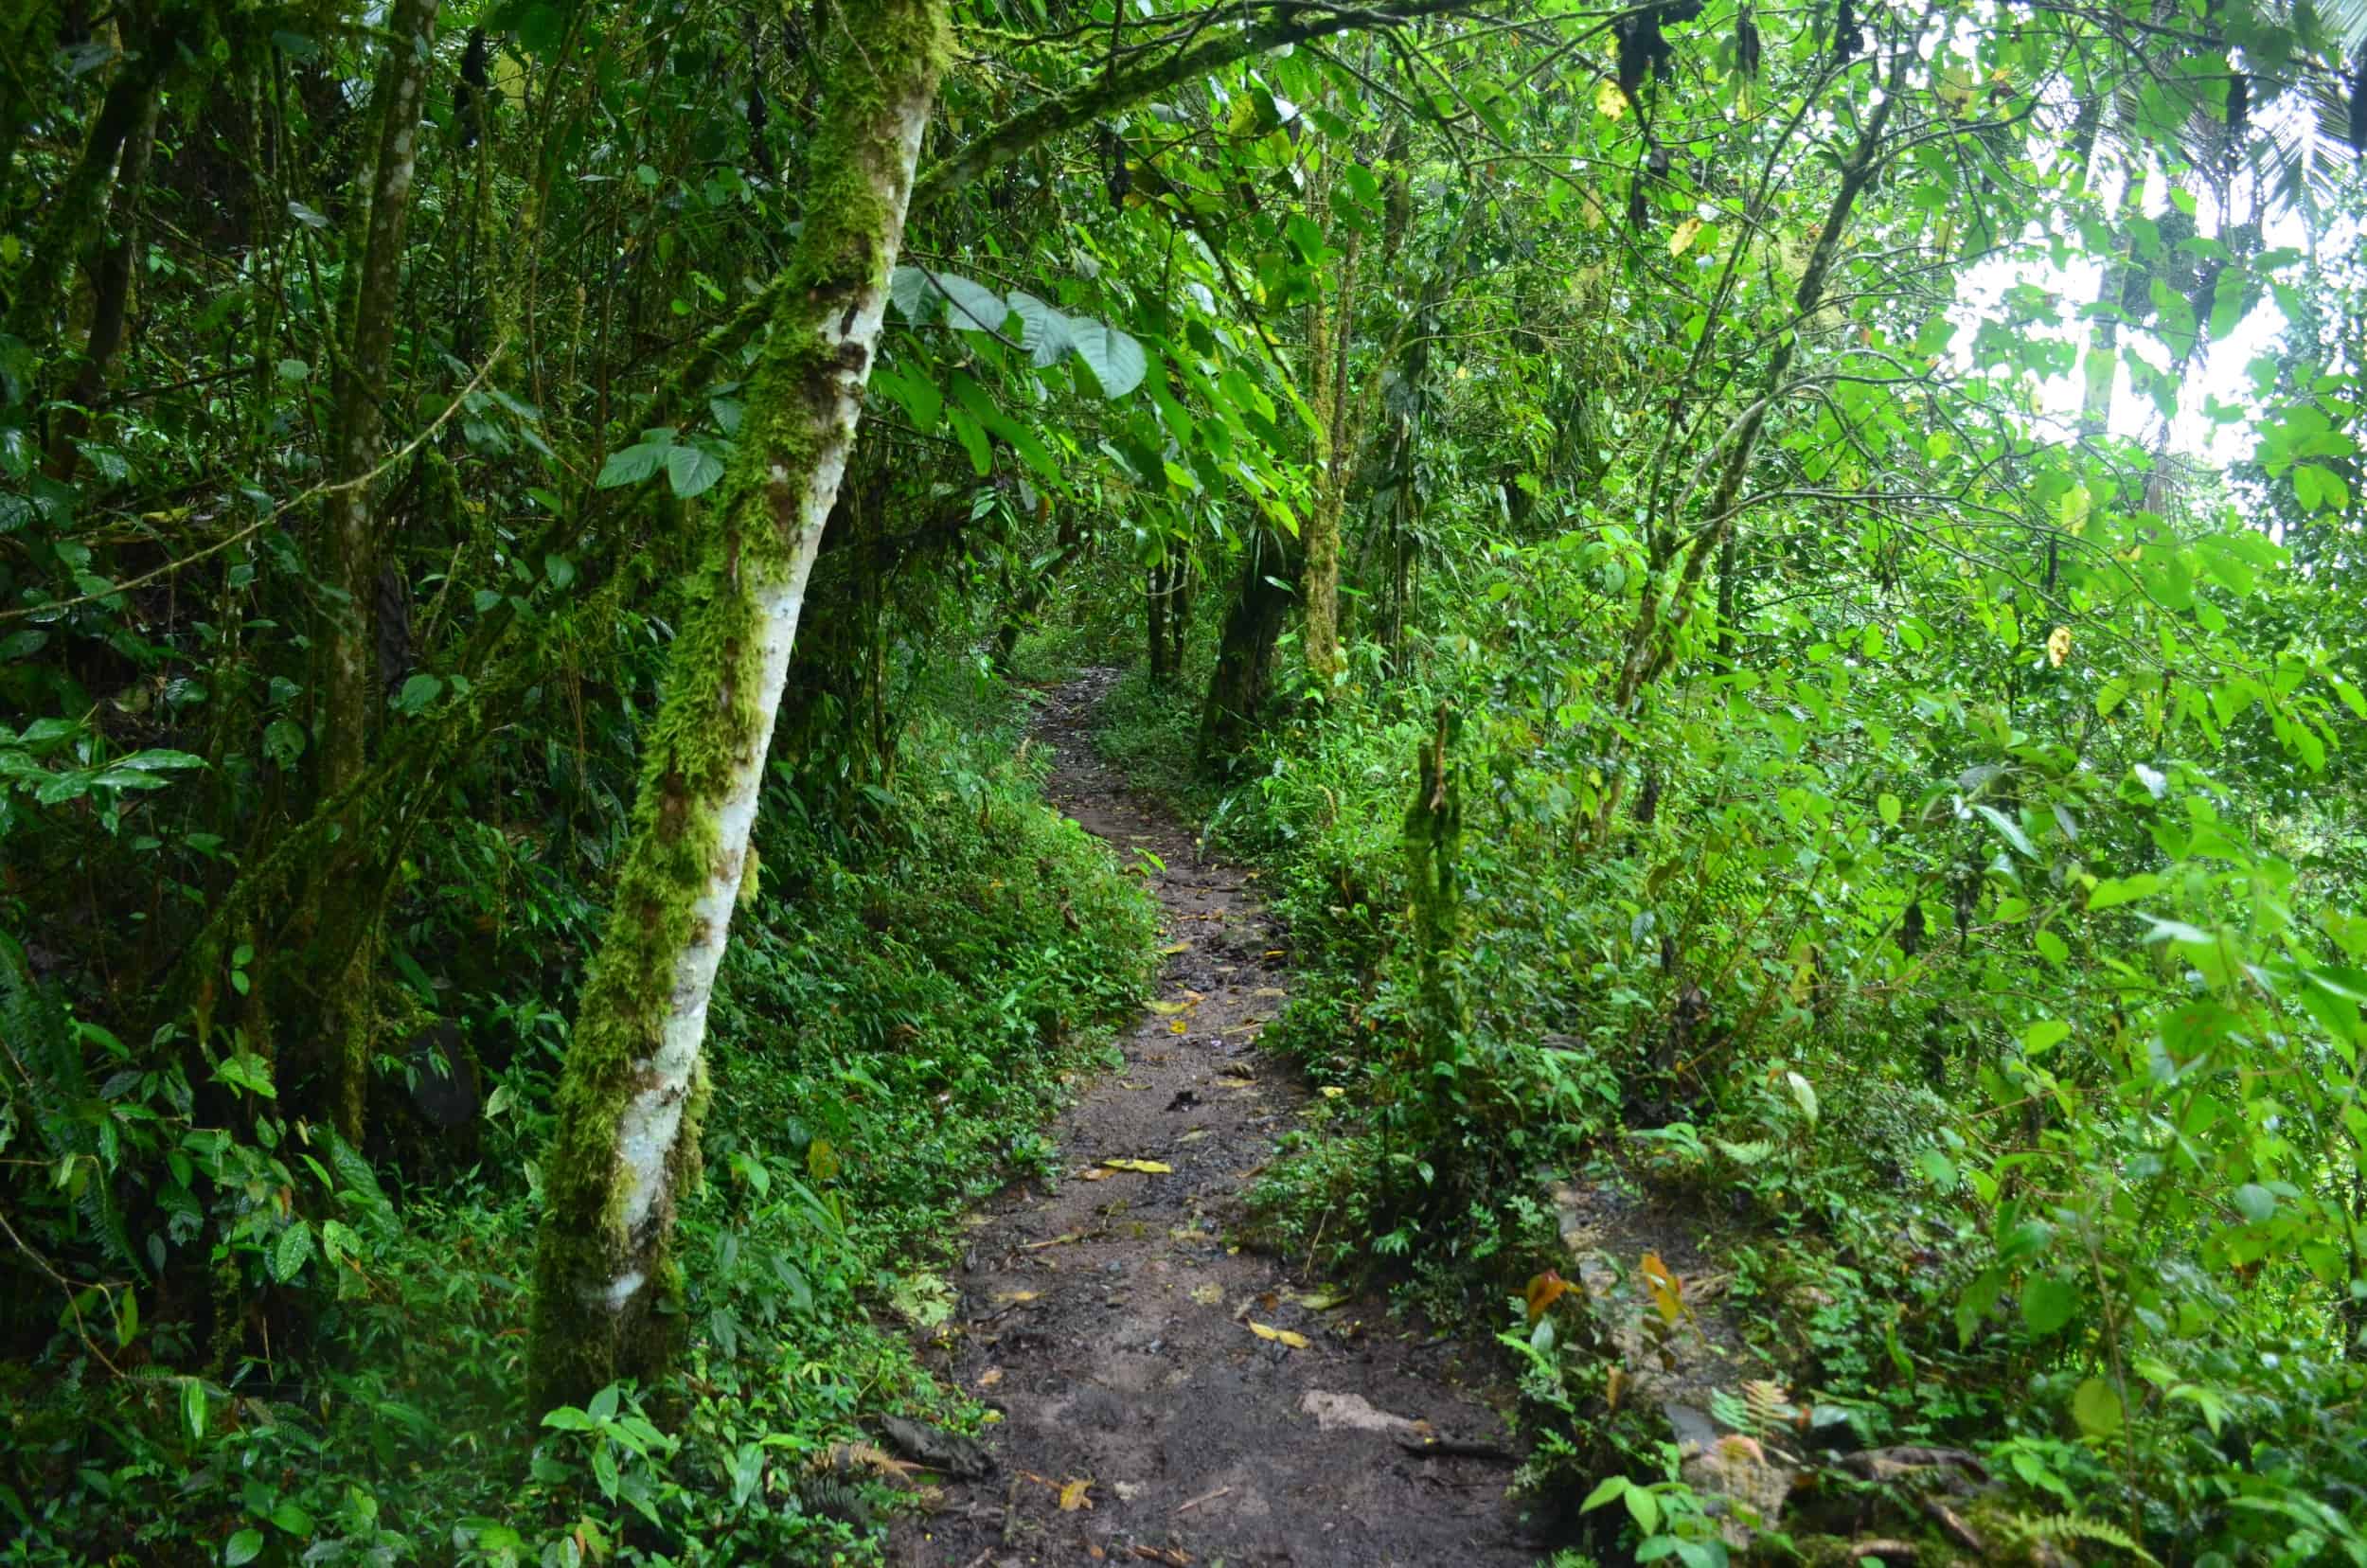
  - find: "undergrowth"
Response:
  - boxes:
[0,678,1156,1566]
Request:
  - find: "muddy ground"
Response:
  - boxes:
[889,671,1541,1567]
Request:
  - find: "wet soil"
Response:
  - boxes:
[890,670,1537,1567]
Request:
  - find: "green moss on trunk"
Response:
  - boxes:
[527,0,950,1413]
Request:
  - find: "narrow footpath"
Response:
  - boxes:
[893,670,1536,1567]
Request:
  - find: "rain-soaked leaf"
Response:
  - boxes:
[1525,1269,1575,1324]
[1102,1159,1173,1174]
[1247,1321,1310,1349]
[1640,1252,1685,1325]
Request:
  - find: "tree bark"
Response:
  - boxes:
[1198,522,1299,762]
[318,0,442,1144]
[44,87,159,479]
[529,0,948,1411]
[2,5,172,360]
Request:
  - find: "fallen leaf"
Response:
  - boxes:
[1102,1159,1174,1174]
[1159,941,1191,954]
[1080,1167,1113,1181]
[1252,987,1287,998]
[1189,1282,1225,1306]
[1525,1269,1575,1324]
[1170,1020,1188,1034]
[817,1442,921,1484]
[1247,1321,1310,1349]
[994,1290,1041,1304]
[1148,1000,1194,1016]
[1640,1251,1686,1325]
[1296,1288,1351,1311]
[1132,1547,1192,1564]
[1059,1477,1095,1511]
[977,1367,1004,1388]
[1178,1129,1210,1142]
[1023,1232,1086,1249]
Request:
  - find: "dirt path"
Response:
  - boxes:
[891,670,1537,1567]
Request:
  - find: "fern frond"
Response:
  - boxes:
[2025,1511,2162,1566]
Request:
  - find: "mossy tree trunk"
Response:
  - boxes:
[44,85,159,479]
[2,0,176,367]
[318,0,442,1144]
[528,0,948,1411]
[1198,520,1300,763]
[1401,703,1465,1057]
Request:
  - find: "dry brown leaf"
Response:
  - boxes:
[1247,1321,1310,1349]
[977,1367,1004,1388]
[1101,1159,1173,1174]
[818,1442,922,1484]
[1059,1477,1095,1511]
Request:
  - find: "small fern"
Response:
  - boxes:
[2018,1511,2162,1566]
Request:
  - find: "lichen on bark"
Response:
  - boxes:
[527,0,950,1411]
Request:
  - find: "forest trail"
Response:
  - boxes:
[892,670,1535,1567]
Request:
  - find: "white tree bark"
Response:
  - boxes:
[530,0,948,1407]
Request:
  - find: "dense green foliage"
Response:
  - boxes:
[4,0,2366,1559]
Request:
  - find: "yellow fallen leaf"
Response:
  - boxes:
[1641,1251,1686,1325]
[1170,1020,1187,1034]
[1059,1477,1095,1511]
[1296,1289,1350,1311]
[995,1290,1040,1303]
[1080,1167,1113,1182]
[978,1367,1004,1388]
[1159,941,1191,955]
[1189,1282,1225,1306]
[1253,987,1287,998]
[1102,1159,1174,1174]
[1247,1321,1310,1349]
[1148,1000,1194,1015]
